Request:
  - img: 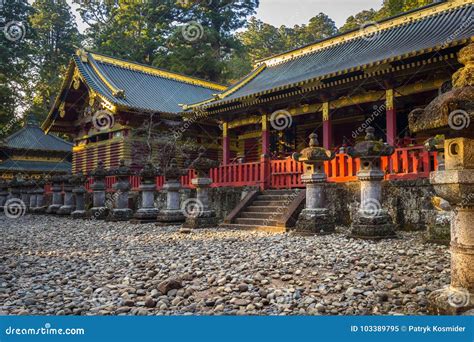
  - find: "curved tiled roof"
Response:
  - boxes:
[75,52,225,114]
[3,123,72,152]
[0,159,71,173]
[195,1,473,110]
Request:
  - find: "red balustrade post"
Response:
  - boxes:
[260,154,271,190]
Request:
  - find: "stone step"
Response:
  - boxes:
[219,223,286,233]
[256,194,295,201]
[245,206,285,213]
[261,189,299,196]
[252,200,290,207]
[239,212,284,219]
[235,217,281,226]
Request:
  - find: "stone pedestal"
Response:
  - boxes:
[58,177,75,215]
[293,173,334,235]
[32,187,47,214]
[90,181,108,220]
[72,187,87,219]
[0,182,8,212]
[182,178,217,229]
[89,161,109,219]
[28,188,37,212]
[350,168,396,239]
[133,183,159,223]
[47,179,63,214]
[109,181,132,221]
[157,180,185,224]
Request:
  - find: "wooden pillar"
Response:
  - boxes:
[386,88,397,146]
[260,113,271,190]
[261,113,270,156]
[222,122,230,165]
[322,102,332,149]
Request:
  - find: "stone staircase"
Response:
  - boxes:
[220,189,304,232]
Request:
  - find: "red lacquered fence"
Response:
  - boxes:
[59,146,438,193]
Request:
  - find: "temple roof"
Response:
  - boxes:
[187,0,473,112]
[1,122,72,153]
[42,51,227,132]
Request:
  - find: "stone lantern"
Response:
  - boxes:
[424,135,450,244]
[182,148,219,229]
[58,173,75,215]
[409,42,474,314]
[347,127,397,239]
[21,175,33,211]
[109,160,133,221]
[71,171,88,219]
[27,177,37,211]
[89,161,109,220]
[0,178,9,211]
[46,174,64,214]
[133,162,160,223]
[157,159,187,224]
[31,176,47,214]
[291,133,335,235]
[8,176,21,200]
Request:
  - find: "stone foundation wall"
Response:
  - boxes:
[40,180,436,230]
[324,179,437,231]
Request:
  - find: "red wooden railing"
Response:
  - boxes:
[46,146,437,194]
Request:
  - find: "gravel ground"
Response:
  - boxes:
[0,215,450,316]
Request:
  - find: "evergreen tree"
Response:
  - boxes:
[28,0,81,121]
[0,0,33,136]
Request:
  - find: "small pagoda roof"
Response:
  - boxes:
[0,159,71,173]
[42,51,227,132]
[186,0,473,112]
[2,120,72,153]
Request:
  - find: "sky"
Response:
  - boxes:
[68,0,384,33]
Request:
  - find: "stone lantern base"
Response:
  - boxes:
[57,205,75,216]
[109,208,133,221]
[156,210,185,224]
[425,211,451,245]
[428,287,473,315]
[292,208,335,235]
[182,210,218,229]
[72,209,87,219]
[46,204,61,214]
[90,207,109,220]
[350,210,397,239]
[132,207,160,223]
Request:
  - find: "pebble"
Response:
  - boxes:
[0,215,450,316]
